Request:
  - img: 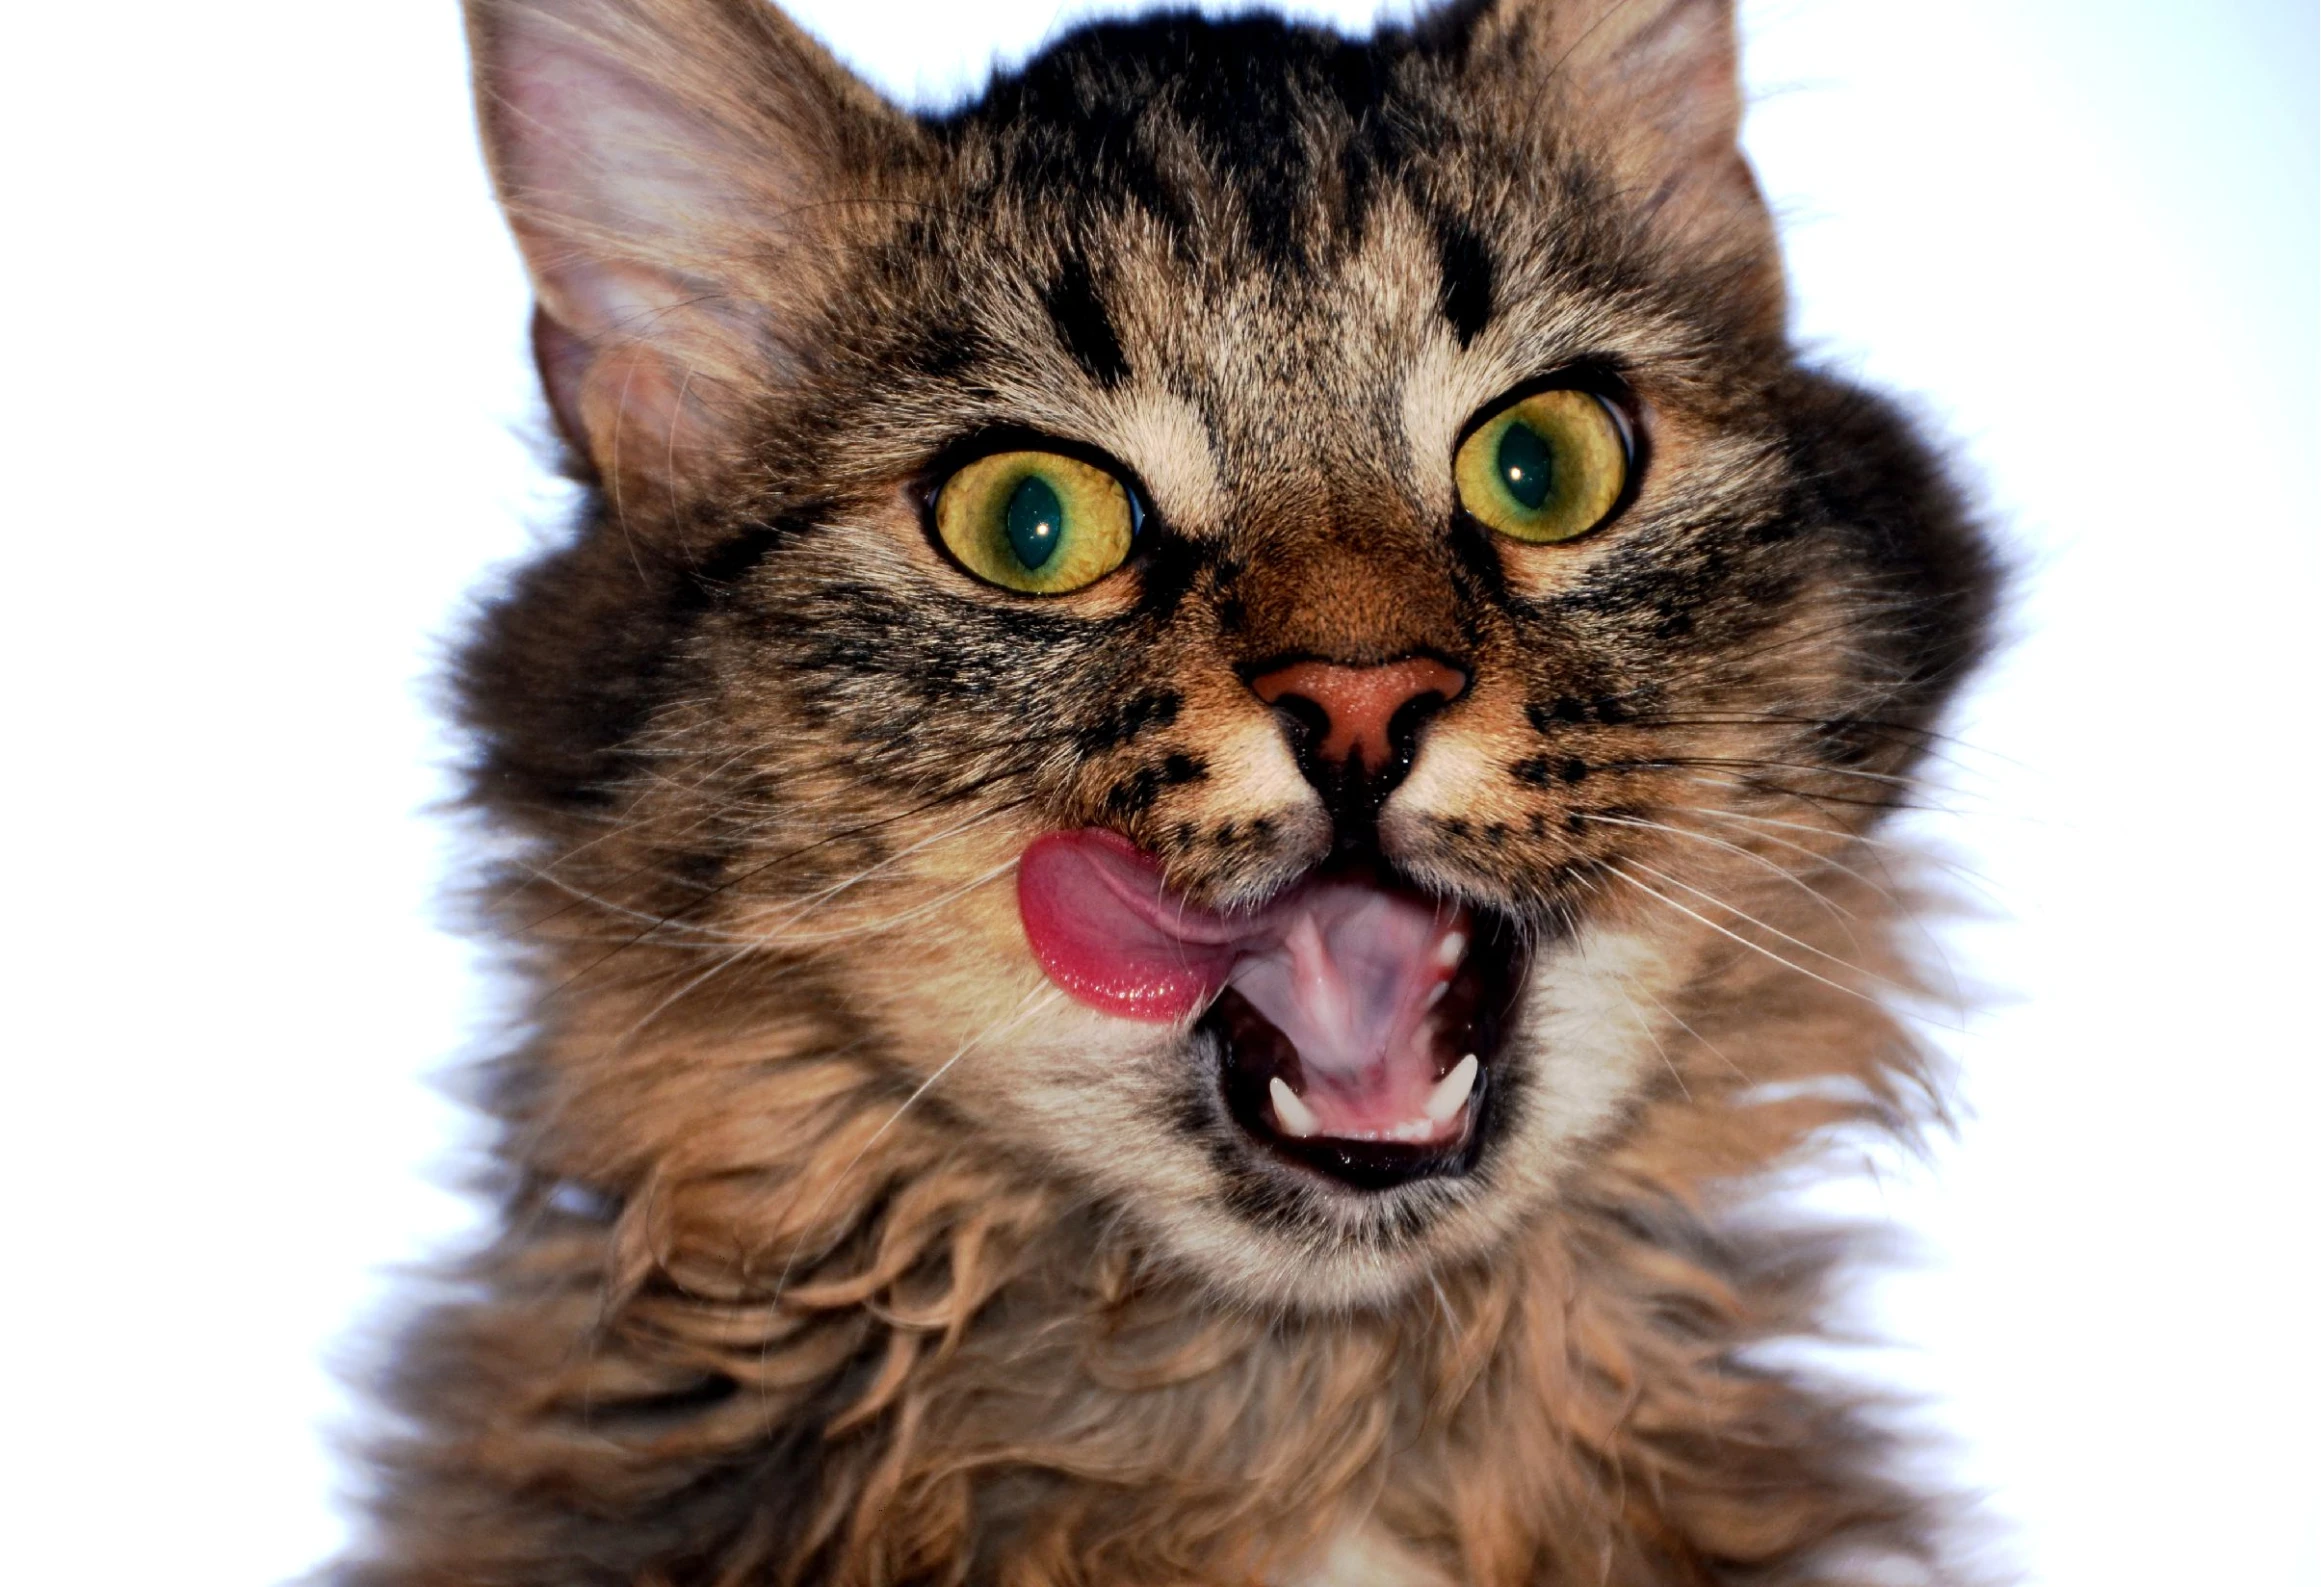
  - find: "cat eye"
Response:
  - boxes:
[1453,388,1631,545]
[934,449,1139,594]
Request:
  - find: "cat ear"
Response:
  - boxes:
[1468,0,1782,330]
[466,0,911,487]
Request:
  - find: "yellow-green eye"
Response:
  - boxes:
[1453,388,1630,544]
[934,450,1137,594]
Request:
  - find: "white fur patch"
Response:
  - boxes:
[1281,1522,1456,1587]
[1211,717,1327,835]
[1513,923,1671,1150]
[1083,385,1231,535]
[1378,729,1496,847]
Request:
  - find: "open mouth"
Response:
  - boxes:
[1017,829,1528,1191]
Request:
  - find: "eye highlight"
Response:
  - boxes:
[1453,388,1630,544]
[934,450,1137,594]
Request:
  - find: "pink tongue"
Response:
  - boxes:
[1224,878,1452,1087]
[1016,832,1461,1117]
[1016,830,1246,1020]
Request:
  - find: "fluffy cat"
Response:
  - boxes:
[342,0,1995,1581]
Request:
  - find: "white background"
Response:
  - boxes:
[2,1,2313,1581]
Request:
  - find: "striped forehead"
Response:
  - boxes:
[1052,184,1560,544]
[1009,209,1511,541]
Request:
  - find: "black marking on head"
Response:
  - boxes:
[954,15,1414,270]
[1530,697,1591,730]
[1106,752,1208,817]
[898,320,994,383]
[1513,755,1590,787]
[686,525,783,602]
[1434,214,1495,345]
[1080,689,1183,753]
[1131,533,1205,624]
[1042,254,1130,388]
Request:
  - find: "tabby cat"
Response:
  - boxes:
[343,0,1995,1581]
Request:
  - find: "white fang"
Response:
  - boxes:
[1425,1054,1480,1124]
[1270,1076,1321,1138]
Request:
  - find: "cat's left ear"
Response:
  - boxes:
[467,0,917,491]
[1465,0,1782,332]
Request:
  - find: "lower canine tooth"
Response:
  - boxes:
[1433,931,1468,970]
[1425,1054,1481,1124]
[1269,1076,1321,1138]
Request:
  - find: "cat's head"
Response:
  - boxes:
[464,0,1990,1308]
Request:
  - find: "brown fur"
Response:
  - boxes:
[339,1,1997,1581]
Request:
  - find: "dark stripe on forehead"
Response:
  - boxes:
[1434,214,1495,346]
[954,14,1417,271]
[1042,255,1131,388]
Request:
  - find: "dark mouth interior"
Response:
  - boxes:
[1203,885,1528,1192]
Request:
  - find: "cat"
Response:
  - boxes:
[340,0,1996,1581]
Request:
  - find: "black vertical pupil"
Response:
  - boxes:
[1496,421,1554,511]
[1005,475,1065,569]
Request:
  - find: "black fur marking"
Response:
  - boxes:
[1131,533,1205,623]
[1433,214,1495,345]
[1042,254,1131,388]
[1106,753,1207,817]
[898,320,994,383]
[954,15,1406,270]
[1080,689,1183,753]
[686,526,783,600]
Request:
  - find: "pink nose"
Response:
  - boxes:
[1247,657,1469,774]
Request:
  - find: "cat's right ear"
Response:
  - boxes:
[1460,0,1783,334]
[466,0,914,489]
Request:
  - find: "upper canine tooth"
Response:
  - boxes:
[1269,1076,1321,1139]
[1425,1054,1480,1124]
[1433,931,1468,970]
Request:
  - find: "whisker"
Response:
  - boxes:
[768,982,1066,1310]
[1619,856,1895,991]
[605,832,1024,1049]
[1610,979,1691,1102]
[1569,811,1861,941]
[1601,859,1888,1011]
[537,793,1038,999]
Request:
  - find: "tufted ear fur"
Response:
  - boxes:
[466,0,913,490]
[1468,0,1783,332]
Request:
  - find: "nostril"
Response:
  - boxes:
[1247,656,1470,778]
[1264,689,1332,761]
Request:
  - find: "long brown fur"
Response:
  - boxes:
[340,1,1997,1581]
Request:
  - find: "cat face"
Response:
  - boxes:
[467,0,1989,1308]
